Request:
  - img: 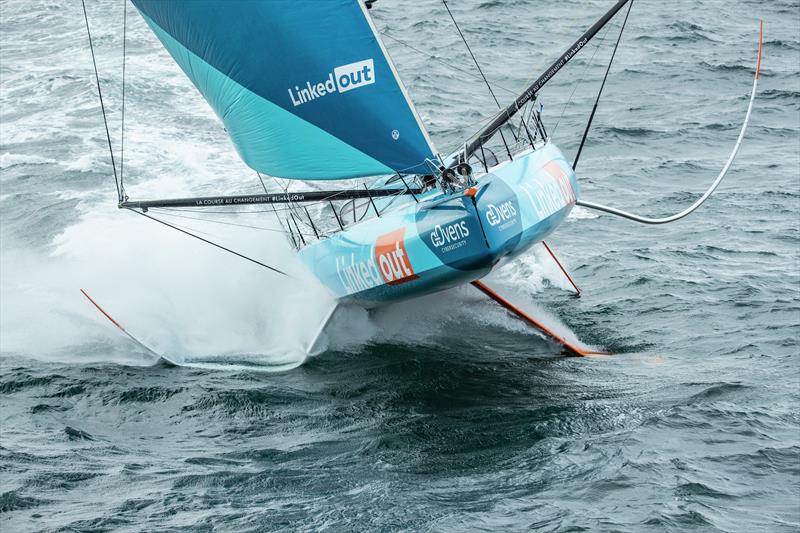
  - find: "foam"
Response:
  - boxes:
[1,196,334,370]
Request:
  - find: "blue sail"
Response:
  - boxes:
[131,1,437,180]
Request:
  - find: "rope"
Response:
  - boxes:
[441,0,502,110]
[81,0,121,202]
[256,172,270,194]
[441,0,517,154]
[573,0,634,170]
[550,22,612,137]
[379,29,518,97]
[257,170,298,222]
[127,208,291,277]
[150,209,321,237]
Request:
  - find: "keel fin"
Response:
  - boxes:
[79,288,181,366]
[470,280,606,357]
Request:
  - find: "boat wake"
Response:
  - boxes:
[320,246,601,357]
[2,191,596,371]
[1,197,333,371]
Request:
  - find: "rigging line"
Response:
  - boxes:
[269,174,290,193]
[441,0,518,150]
[126,208,292,278]
[576,20,762,226]
[255,172,287,215]
[550,21,613,137]
[133,215,215,238]
[516,100,536,145]
[454,85,545,157]
[379,29,518,96]
[149,209,319,236]
[516,101,536,140]
[256,172,269,194]
[256,171,277,214]
[441,0,502,110]
[455,108,514,147]
[120,0,127,198]
[573,0,633,171]
[444,101,522,160]
[256,171,294,239]
[81,0,121,201]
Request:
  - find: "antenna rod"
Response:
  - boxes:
[462,0,631,161]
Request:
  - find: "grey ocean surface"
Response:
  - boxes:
[1,0,799,530]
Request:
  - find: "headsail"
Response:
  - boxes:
[131,0,437,180]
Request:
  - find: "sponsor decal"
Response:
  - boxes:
[288,59,375,107]
[333,228,417,295]
[193,194,307,206]
[374,228,418,285]
[520,159,577,221]
[475,179,523,254]
[543,160,577,205]
[417,198,488,272]
[430,221,470,252]
[485,200,518,228]
[335,253,382,295]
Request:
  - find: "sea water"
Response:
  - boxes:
[1,0,798,530]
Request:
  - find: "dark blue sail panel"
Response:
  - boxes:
[131,0,437,180]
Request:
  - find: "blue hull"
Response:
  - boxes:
[298,142,579,307]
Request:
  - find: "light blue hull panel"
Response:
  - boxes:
[298,143,579,307]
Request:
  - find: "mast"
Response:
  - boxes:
[461,0,631,162]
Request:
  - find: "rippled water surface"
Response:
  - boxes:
[2,0,799,531]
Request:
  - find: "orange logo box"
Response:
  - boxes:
[374,228,418,285]
[543,160,576,204]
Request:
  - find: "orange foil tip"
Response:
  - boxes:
[756,20,763,80]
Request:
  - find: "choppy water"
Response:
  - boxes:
[2,0,799,530]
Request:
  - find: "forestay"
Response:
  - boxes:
[131,0,437,180]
